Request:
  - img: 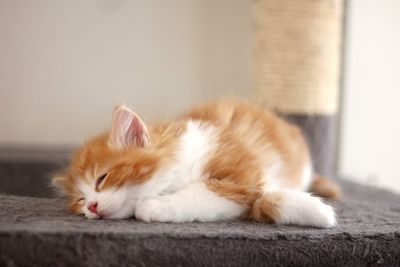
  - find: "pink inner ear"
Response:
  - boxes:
[110,106,150,148]
[129,116,144,141]
[131,114,151,147]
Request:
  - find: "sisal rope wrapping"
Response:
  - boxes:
[254,0,344,115]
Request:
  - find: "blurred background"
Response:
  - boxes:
[0,0,399,194]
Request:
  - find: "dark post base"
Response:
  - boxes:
[283,114,337,178]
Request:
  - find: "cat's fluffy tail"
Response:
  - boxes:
[309,174,341,200]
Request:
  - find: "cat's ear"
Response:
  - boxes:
[109,105,150,149]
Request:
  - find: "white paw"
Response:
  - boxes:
[135,198,176,222]
[311,199,336,228]
[277,190,336,228]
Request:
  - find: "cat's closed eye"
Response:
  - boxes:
[95,173,108,191]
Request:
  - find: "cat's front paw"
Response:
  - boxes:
[135,198,176,222]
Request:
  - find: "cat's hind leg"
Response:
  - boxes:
[251,189,336,228]
[135,182,244,222]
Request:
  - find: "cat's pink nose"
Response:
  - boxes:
[88,202,98,214]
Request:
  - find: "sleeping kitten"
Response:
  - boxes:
[53,100,340,227]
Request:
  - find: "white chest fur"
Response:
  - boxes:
[135,120,218,198]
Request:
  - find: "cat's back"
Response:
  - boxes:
[182,99,311,189]
[182,99,304,150]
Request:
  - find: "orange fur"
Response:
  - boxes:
[181,100,316,221]
[53,123,185,214]
[53,99,340,223]
[310,174,342,200]
[183,100,311,189]
[250,193,282,223]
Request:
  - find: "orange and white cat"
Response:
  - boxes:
[53,100,340,227]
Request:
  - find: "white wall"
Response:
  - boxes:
[340,0,400,192]
[0,0,252,146]
[3,1,398,193]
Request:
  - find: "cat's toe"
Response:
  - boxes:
[313,200,336,228]
[135,199,159,222]
[135,198,174,222]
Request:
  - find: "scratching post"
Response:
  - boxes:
[254,0,344,177]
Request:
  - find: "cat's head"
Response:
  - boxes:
[52,105,158,219]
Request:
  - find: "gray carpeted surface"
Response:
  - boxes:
[1,181,400,267]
